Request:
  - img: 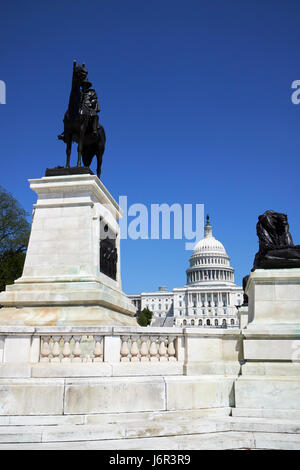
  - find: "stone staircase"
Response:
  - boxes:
[0,408,299,450]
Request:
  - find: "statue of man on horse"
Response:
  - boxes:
[58,61,106,178]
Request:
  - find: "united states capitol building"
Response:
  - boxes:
[128,216,243,328]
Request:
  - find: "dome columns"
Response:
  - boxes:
[186,266,234,285]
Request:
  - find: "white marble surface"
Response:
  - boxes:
[235,376,300,410]
[246,268,300,328]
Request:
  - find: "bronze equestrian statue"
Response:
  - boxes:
[58,61,106,178]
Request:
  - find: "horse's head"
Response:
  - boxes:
[72,61,88,84]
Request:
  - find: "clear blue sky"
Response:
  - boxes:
[1,0,300,293]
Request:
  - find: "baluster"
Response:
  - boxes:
[130,336,139,362]
[93,336,103,362]
[167,336,177,362]
[85,335,94,362]
[83,354,92,363]
[61,336,72,362]
[158,336,167,362]
[50,336,61,362]
[40,336,51,362]
[120,336,130,362]
[83,354,93,362]
[140,336,149,362]
[149,336,158,362]
[72,336,82,362]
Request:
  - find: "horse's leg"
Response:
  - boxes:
[96,150,103,178]
[77,133,82,168]
[77,119,88,168]
[66,138,72,168]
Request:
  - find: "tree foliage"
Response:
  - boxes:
[137,307,153,327]
[0,186,30,291]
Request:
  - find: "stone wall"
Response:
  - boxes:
[0,324,299,417]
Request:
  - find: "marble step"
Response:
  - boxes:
[224,416,300,434]
[0,415,299,449]
[0,431,300,450]
[0,418,230,444]
[0,431,256,450]
[232,408,300,420]
[0,407,231,427]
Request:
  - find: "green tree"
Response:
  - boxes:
[137,307,153,327]
[0,186,30,291]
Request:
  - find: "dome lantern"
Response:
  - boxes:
[204,214,213,238]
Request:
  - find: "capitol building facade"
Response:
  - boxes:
[128,216,243,328]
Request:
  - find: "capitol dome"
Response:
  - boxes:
[193,235,226,255]
[186,215,234,285]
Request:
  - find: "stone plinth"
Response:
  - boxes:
[245,268,300,329]
[235,269,300,415]
[0,174,137,326]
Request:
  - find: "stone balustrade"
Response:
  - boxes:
[120,335,178,362]
[40,335,104,363]
[0,326,244,378]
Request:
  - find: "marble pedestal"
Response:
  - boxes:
[234,268,300,416]
[0,174,137,326]
[245,268,300,329]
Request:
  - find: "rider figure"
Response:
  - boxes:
[81,79,100,136]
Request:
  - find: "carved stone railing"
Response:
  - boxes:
[40,335,104,363]
[0,326,243,378]
[120,335,178,362]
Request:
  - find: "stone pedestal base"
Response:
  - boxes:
[245,268,300,329]
[235,326,300,415]
[0,174,137,326]
[235,376,300,412]
[0,305,136,327]
[0,279,137,326]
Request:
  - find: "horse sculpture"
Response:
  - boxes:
[58,61,106,178]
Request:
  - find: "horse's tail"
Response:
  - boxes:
[82,125,106,167]
[98,125,106,145]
